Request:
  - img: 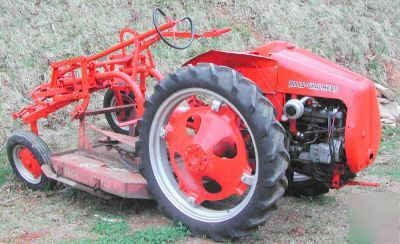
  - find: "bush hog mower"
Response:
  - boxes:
[7,8,381,240]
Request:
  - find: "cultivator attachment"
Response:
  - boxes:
[13,19,230,135]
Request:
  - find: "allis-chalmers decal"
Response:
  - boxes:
[289,80,339,94]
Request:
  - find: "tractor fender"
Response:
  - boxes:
[183,51,279,93]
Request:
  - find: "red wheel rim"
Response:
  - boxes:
[18,147,42,178]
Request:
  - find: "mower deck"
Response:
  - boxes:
[36,104,152,199]
[42,149,150,199]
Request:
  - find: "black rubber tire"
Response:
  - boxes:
[6,131,56,190]
[286,173,329,197]
[138,63,289,241]
[103,89,135,135]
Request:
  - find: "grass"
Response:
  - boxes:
[367,126,400,180]
[73,220,189,244]
[0,149,13,186]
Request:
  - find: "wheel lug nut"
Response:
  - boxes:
[211,99,222,112]
[241,173,256,186]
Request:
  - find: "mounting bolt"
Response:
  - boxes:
[241,173,256,186]
[210,99,222,112]
[160,128,167,139]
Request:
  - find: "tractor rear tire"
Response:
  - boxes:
[139,63,289,241]
[6,131,56,190]
[286,172,329,197]
[103,89,136,135]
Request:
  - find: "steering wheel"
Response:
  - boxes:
[152,8,194,50]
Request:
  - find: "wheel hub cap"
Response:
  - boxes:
[184,144,207,173]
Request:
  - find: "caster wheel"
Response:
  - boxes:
[7,131,55,190]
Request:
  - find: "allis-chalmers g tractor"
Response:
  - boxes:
[7,8,381,240]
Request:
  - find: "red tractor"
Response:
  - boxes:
[6,9,381,240]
